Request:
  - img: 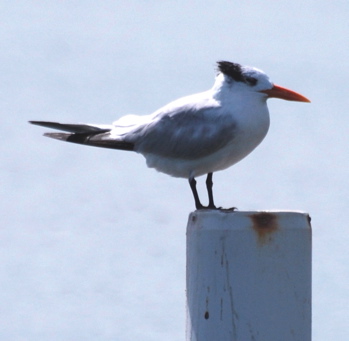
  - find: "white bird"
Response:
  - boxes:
[30,61,310,209]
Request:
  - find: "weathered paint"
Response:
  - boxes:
[186,210,311,341]
[250,212,278,245]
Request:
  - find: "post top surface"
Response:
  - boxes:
[187,210,311,232]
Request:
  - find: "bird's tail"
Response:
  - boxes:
[29,121,134,151]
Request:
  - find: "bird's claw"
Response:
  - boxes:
[196,205,237,211]
[220,206,238,212]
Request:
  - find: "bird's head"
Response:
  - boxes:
[217,61,310,103]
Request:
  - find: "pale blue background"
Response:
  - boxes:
[1,1,348,340]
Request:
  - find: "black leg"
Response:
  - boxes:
[189,177,204,210]
[206,172,216,209]
[189,174,219,210]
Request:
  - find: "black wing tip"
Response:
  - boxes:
[29,120,41,125]
[44,131,135,151]
[29,120,55,127]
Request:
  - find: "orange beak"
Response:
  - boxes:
[261,84,310,102]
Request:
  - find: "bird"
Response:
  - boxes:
[30,61,310,210]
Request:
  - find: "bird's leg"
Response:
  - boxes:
[206,172,217,209]
[189,177,204,210]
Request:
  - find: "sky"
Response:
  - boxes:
[1,1,348,340]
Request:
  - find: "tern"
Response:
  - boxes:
[30,61,310,210]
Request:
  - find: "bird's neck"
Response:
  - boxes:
[211,73,229,96]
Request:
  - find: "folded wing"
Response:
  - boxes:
[29,121,134,151]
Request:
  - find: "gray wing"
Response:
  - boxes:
[132,106,238,159]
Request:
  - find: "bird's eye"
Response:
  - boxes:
[245,77,258,86]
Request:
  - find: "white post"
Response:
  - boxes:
[186,210,311,341]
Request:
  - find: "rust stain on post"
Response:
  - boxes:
[250,212,278,245]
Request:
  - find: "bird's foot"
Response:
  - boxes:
[196,205,237,211]
[220,206,238,212]
[196,204,220,210]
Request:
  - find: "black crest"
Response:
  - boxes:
[217,61,257,86]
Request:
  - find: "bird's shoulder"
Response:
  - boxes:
[151,90,221,119]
